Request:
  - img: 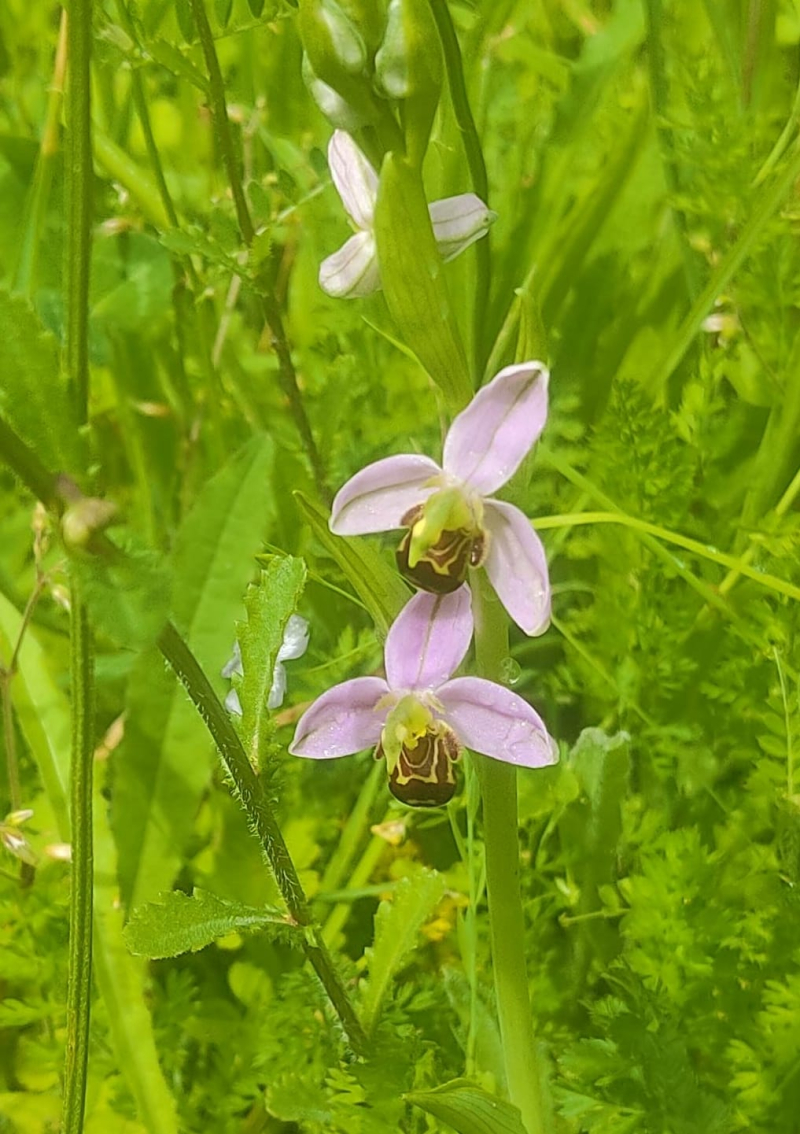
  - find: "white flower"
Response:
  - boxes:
[320,130,496,299]
[222,615,310,716]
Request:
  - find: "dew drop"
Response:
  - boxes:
[499,657,522,686]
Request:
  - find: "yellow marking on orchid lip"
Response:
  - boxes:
[408,488,474,568]
[380,695,432,773]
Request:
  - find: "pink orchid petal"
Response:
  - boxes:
[428,193,496,262]
[442,362,549,494]
[319,231,381,298]
[384,588,473,693]
[437,677,558,768]
[329,453,442,535]
[483,500,551,636]
[289,676,389,759]
[328,130,378,230]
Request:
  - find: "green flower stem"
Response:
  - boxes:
[63,2,96,1131]
[188,0,328,501]
[62,595,95,1134]
[157,621,368,1055]
[428,0,490,378]
[472,572,548,1134]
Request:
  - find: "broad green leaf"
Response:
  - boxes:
[70,536,171,651]
[294,490,408,636]
[374,153,471,409]
[0,595,179,1134]
[124,889,296,959]
[238,556,307,768]
[113,435,275,912]
[406,1080,526,1134]
[360,866,445,1034]
[0,289,83,474]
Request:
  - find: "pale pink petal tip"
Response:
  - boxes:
[329,453,441,536]
[289,676,388,759]
[482,500,551,637]
[443,361,550,495]
[437,676,557,768]
[319,231,381,298]
[384,587,473,693]
[328,130,378,231]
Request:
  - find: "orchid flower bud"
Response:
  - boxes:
[299,0,391,129]
[337,0,388,55]
[374,0,443,165]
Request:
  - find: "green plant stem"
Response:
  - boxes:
[157,620,367,1054]
[66,0,93,424]
[188,0,328,501]
[429,0,490,378]
[472,572,548,1134]
[62,596,94,1134]
[63,1,96,1129]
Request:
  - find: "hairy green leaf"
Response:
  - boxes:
[238,556,307,768]
[124,889,296,958]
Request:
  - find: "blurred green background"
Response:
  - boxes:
[1,1,800,1131]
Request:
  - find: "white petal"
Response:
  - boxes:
[328,130,378,230]
[429,194,496,263]
[267,662,288,710]
[225,688,242,716]
[319,231,381,298]
[221,641,243,680]
[277,615,310,663]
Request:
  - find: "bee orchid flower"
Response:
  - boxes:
[329,362,552,636]
[320,129,496,298]
[290,588,557,807]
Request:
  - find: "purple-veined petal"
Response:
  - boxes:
[329,453,441,535]
[289,676,389,759]
[384,587,473,693]
[442,362,549,494]
[482,500,551,636]
[437,677,558,768]
[328,130,378,230]
[429,193,496,263]
[319,231,381,298]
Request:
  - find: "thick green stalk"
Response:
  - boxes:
[188,0,328,500]
[66,0,93,424]
[472,572,548,1134]
[62,598,94,1134]
[157,621,368,1054]
[428,0,490,378]
[63,1,96,1130]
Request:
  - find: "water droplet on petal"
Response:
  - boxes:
[499,657,522,686]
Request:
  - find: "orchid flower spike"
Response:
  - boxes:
[290,589,557,807]
[330,362,552,636]
[320,130,496,299]
[222,615,310,716]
